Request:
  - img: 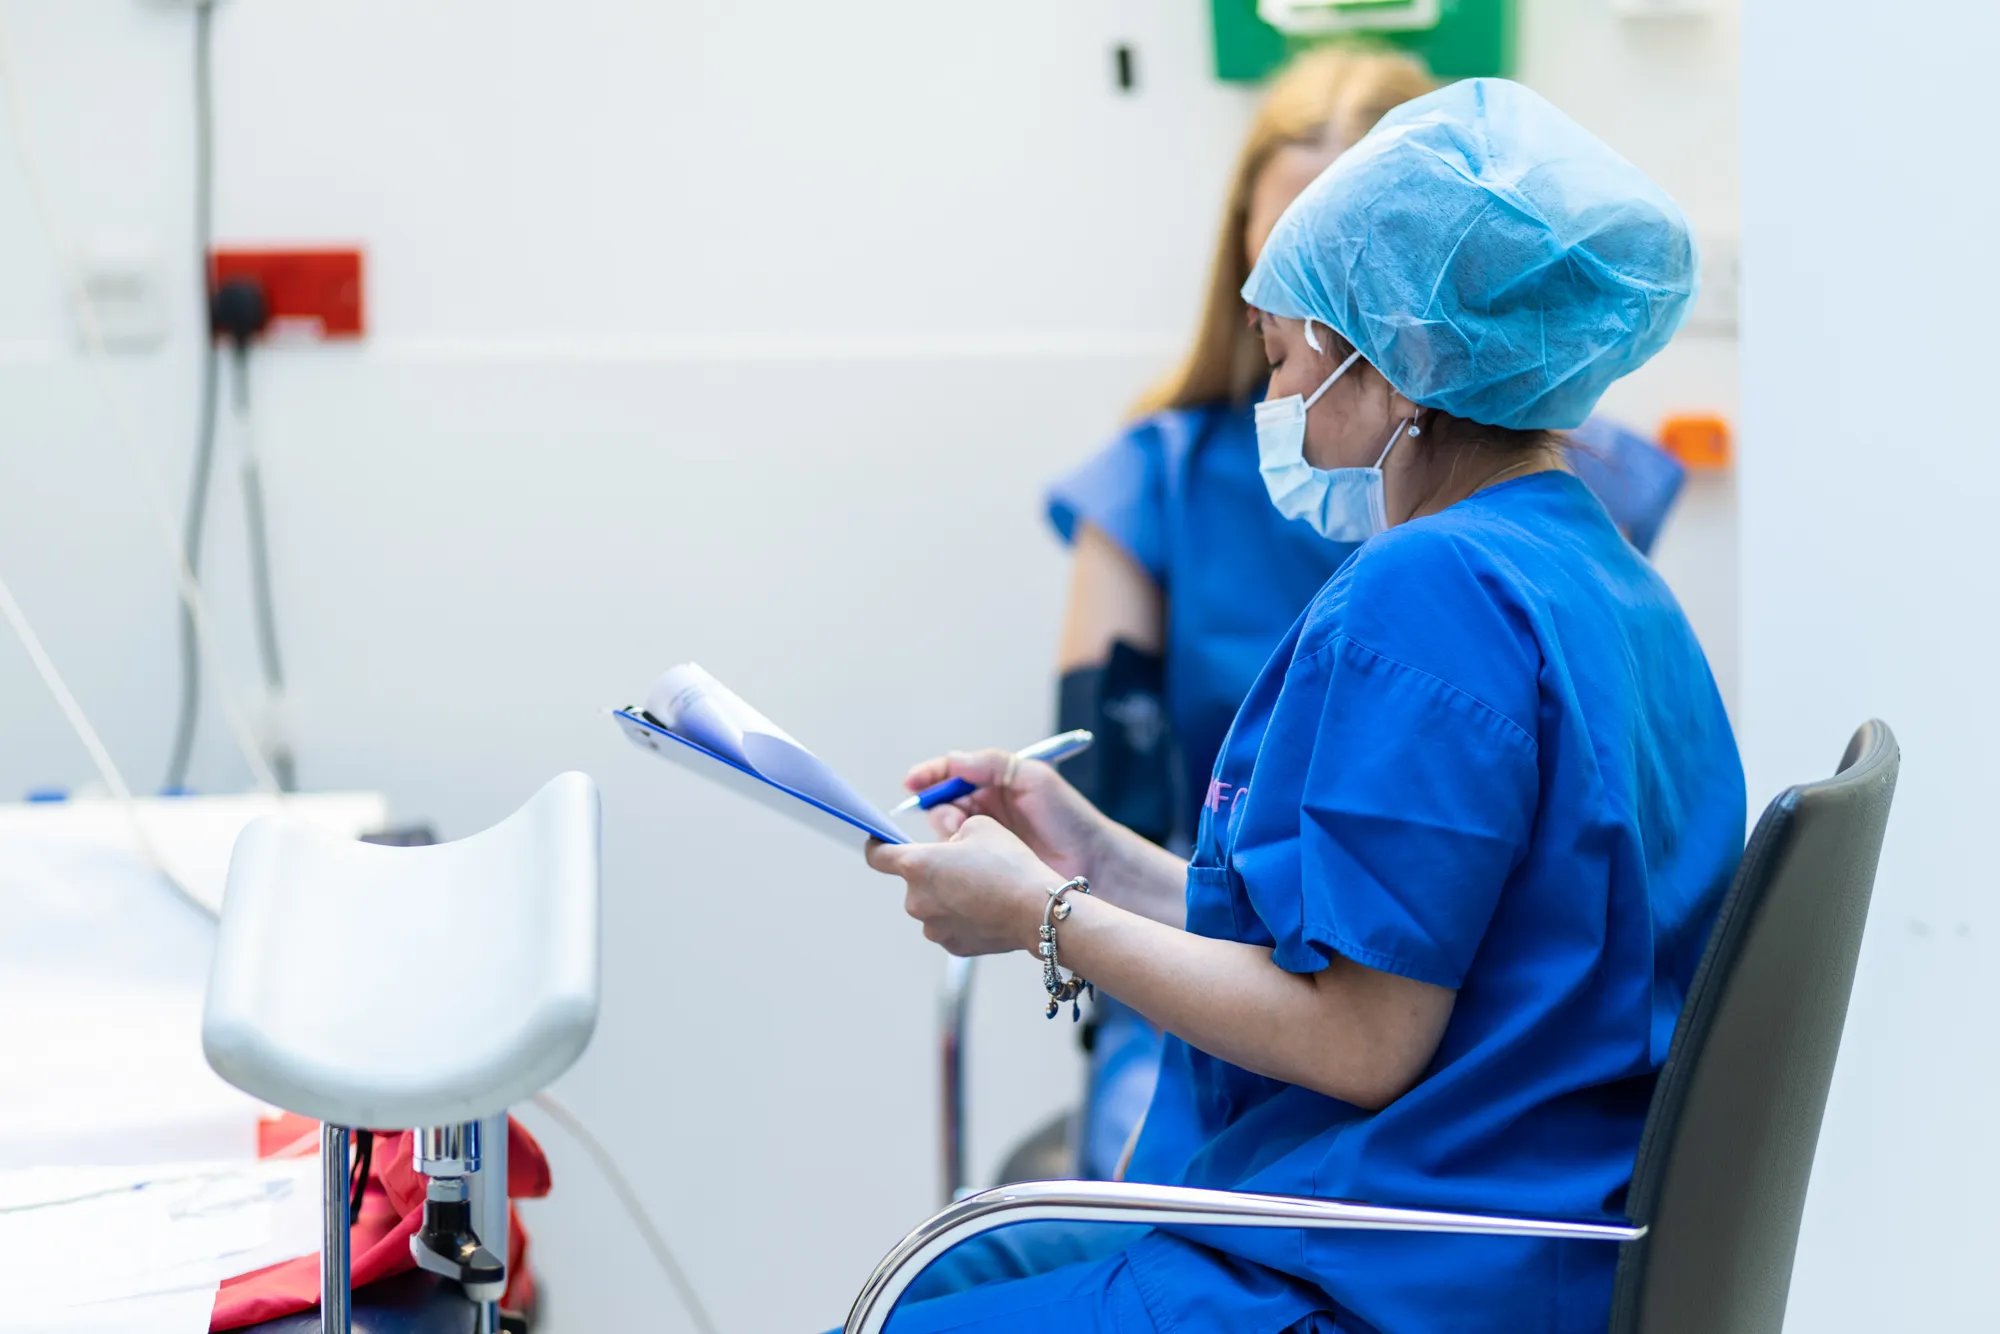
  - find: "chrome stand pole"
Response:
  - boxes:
[320,1123,352,1334]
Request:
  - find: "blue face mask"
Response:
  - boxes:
[1255,346,1411,542]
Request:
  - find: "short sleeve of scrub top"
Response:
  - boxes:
[1045,412,1188,585]
[1228,628,1540,988]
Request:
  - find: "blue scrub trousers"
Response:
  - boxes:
[827,1223,1346,1332]
[826,1224,1148,1332]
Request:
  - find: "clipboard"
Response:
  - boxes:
[613,708,908,849]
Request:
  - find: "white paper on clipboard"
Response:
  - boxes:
[614,664,907,849]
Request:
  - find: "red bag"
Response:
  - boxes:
[211,1114,551,1331]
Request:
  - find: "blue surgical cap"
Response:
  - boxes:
[1242,78,1697,431]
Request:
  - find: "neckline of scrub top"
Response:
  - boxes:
[1453,462,1577,507]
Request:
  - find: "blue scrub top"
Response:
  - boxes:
[1118,471,1745,1332]
[1048,402,1359,847]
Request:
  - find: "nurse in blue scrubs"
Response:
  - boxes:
[862,78,1743,1333]
[1045,46,1435,1182]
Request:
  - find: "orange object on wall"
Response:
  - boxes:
[209,247,365,339]
[1659,413,1733,470]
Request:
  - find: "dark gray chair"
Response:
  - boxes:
[862,721,1899,1333]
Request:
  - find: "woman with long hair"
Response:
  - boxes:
[1045,48,1436,1181]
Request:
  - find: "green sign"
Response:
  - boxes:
[1209,0,1513,83]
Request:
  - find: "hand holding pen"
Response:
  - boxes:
[889,732,1109,882]
[891,730,1095,814]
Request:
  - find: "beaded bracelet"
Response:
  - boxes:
[1039,876,1094,1022]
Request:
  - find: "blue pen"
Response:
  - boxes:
[891,730,1095,815]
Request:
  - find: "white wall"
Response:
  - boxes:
[1741,4,2000,1328]
[0,1,1739,1329]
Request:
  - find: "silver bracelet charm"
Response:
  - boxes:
[1039,876,1094,1022]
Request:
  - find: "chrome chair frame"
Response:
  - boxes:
[936,957,1085,1204]
[844,1180,1639,1334]
[937,957,974,1203]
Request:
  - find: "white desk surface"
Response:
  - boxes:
[0,794,389,1329]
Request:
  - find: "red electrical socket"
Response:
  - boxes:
[209,247,365,339]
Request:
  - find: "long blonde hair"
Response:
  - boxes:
[1131,47,1435,419]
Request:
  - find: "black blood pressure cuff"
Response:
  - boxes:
[1057,640,1176,846]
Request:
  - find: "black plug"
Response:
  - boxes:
[209,276,268,350]
[210,276,268,414]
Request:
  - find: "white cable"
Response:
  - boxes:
[526,1091,723,1334]
[0,571,134,804]
[0,5,281,795]
[0,567,216,920]
[227,356,298,787]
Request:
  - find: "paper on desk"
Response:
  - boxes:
[645,663,900,833]
[0,1286,220,1334]
[0,1158,317,1324]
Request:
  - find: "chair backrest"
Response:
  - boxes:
[202,772,601,1129]
[1609,722,1899,1333]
